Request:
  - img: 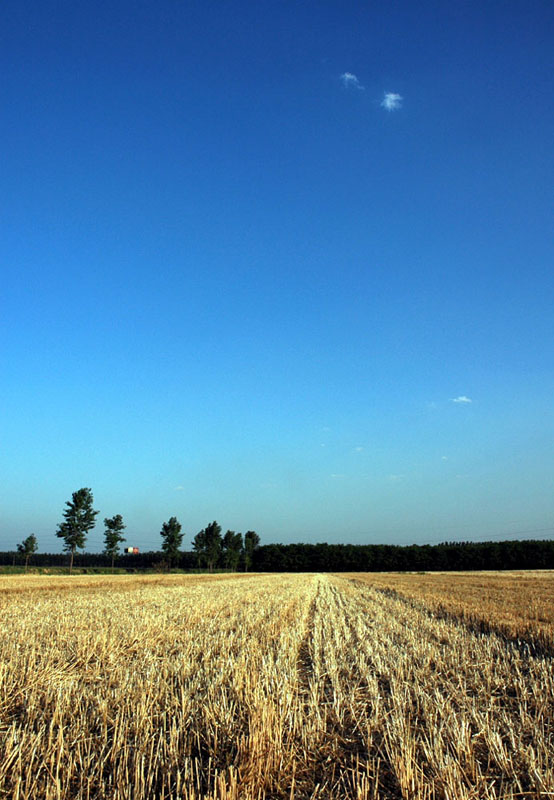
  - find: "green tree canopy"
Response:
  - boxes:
[17,534,38,572]
[244,530,260,572]
[193,521,222,572]
[56,488,98,573]
[103,514,126,568]
[160,516,184,570]
[222,530,243,571]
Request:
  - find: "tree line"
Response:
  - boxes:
[252,539,554,572]
[9,537,554,573]
[10,488,554,573]
[8,538,554,573]
[14,488,260,573]
[159,517,260,572]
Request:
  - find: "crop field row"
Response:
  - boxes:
[0,573,553,799]
[347,570,554,654]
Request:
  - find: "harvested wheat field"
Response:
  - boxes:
[347,570,554,654]
[1,572,553,799]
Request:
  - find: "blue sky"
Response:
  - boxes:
[2,0,553,552]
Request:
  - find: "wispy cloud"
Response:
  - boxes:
[354,446,364,452]
[331,473,346,479]
[341,72,364,90]
[381,92,402,110]
[451,395,472,404]
[174,485,185,491]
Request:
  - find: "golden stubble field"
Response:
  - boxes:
[347,570,554,651]
[1,571,553,799]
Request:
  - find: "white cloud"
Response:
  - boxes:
[174,485,185,491]
[354,446,364,452]
[388,474,404,482]
[441,456,448,461]
[331,473,346,479]
[451,395,472,404]
[341,72,364,90]
[381,92,402,110]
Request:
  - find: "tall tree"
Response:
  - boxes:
[56,488,99,573]
[103,514,126,570]
[17,534,38,572]
[222,530,243,571]
[244,530,260,572]
[193,521,222,572]
[160,516,183,570]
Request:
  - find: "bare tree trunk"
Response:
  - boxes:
[69,548,74,575]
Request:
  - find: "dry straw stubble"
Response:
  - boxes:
[0,571,552,799]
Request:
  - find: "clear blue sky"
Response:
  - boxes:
[2,0,553,552]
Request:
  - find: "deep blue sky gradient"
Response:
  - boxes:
[2,1,553,551]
